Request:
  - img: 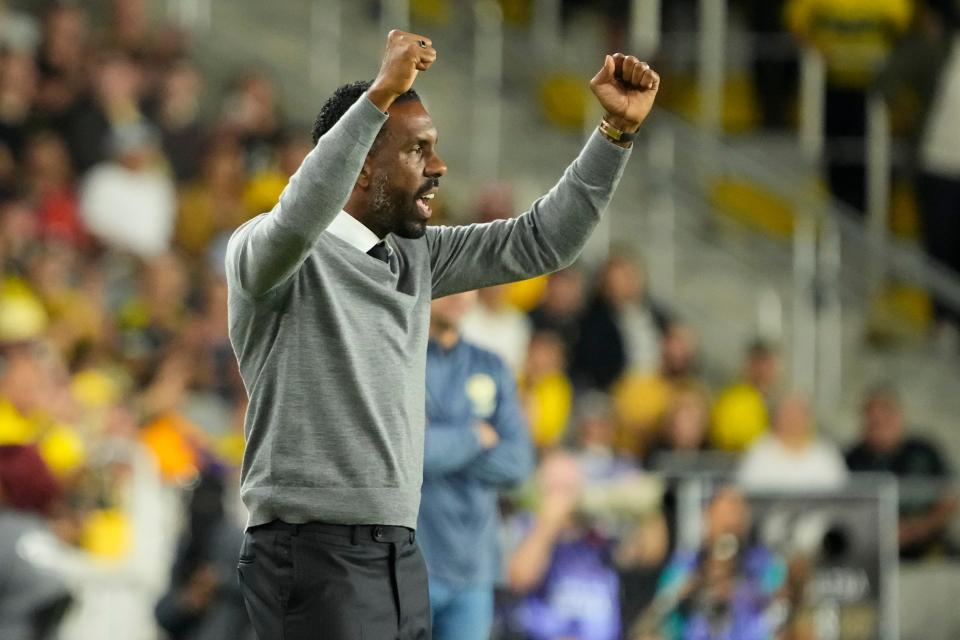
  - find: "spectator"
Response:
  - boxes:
[0,143,16,200]
[744,0,796,130]
[155,469,253,640]
[630,487,787,640]
[117,252,190,378]
[461,284,532,373]
[569,393,670,631]
[102,0,152,60]
[0,51,38,160]
[220,69,283,172]
[242,130,311,217]
[573,391,640,482]
[34,3,89,123]
[79,121,176,258]
[64,51,147,173]
[573,254,669,390]
[22,132,85,246]
[153,59,205,183]
[182,275,244,406]
[175,138,248,258]
[0,306,89,480]
[419,289,533,640]
[711,340,780,453]
[0,197,40,275]
[0,444,73,640]
[528,267,585,348]
[472,181,515,223]
[645,381,712,472]
[738,393,848,492]
[613,321,700,458]
[518,330,574,450]
[846,384,959,559]
[505,451,623,640]
[785,0,913,214]
[26,243,104,360]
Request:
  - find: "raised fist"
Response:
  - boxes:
[368,30,437,111]
[589,53,660,134]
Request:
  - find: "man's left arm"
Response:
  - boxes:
[899,442,959,548]
[463,360,534,488]
[427,55,660,298]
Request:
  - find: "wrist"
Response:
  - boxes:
[598,117,637,148]
[603,113,640,134]
[366,83,400,113]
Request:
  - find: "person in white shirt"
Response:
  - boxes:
[461,284,531,373]
[79,122,176,259]
[738,393,848,492]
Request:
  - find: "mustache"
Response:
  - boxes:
[415,178,440,197]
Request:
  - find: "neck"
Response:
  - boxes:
[430,324,460,349]
[343,198,387,239]
[779,432,810,450]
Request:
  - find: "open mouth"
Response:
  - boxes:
[416,192,436,218]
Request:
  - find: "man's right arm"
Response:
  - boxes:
[225,30,437,299]
[225,98,387,299]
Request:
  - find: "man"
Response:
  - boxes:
[785,0,912,214]
[419,290,532,640]
[225,28,659,639]
[738,393,848,492]
[711,339,781,452]
[0,444,73,640]
[633,487,787,640]
[505,450,624,640]
[79,121,176,258]
[846,385,958,559]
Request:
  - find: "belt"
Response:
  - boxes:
[254,520,415,544]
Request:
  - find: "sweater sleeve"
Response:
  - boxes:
[225,95,388,299]
[425,130,631,298]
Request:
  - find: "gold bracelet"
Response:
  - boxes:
[598,118,637,144]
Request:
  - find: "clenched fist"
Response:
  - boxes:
[368,29,437,112]
[590,53,660,135]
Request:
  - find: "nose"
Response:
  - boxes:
[426,150,447,178]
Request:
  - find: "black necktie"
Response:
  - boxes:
[367,242,389,264]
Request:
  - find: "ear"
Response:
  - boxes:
[356,158,373,190]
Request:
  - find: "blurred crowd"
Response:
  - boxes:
[468,253,957,639]
[0,1,958,640]
[0,0,304,637]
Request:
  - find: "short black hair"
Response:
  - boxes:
[864,382,901,407]
[311,80,420,145]
[747,338,777,358]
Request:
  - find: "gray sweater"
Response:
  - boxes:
[225,94,630,529]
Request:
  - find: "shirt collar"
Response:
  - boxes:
[326,210,382,253]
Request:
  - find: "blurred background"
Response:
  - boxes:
[0,0,959,638]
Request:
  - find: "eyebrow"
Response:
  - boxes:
[408,137,435,151]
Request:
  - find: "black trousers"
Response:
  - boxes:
[238,520,431,640]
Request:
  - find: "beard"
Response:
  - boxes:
[370,173,428,240]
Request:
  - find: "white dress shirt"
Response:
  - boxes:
[325,210,382,253]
